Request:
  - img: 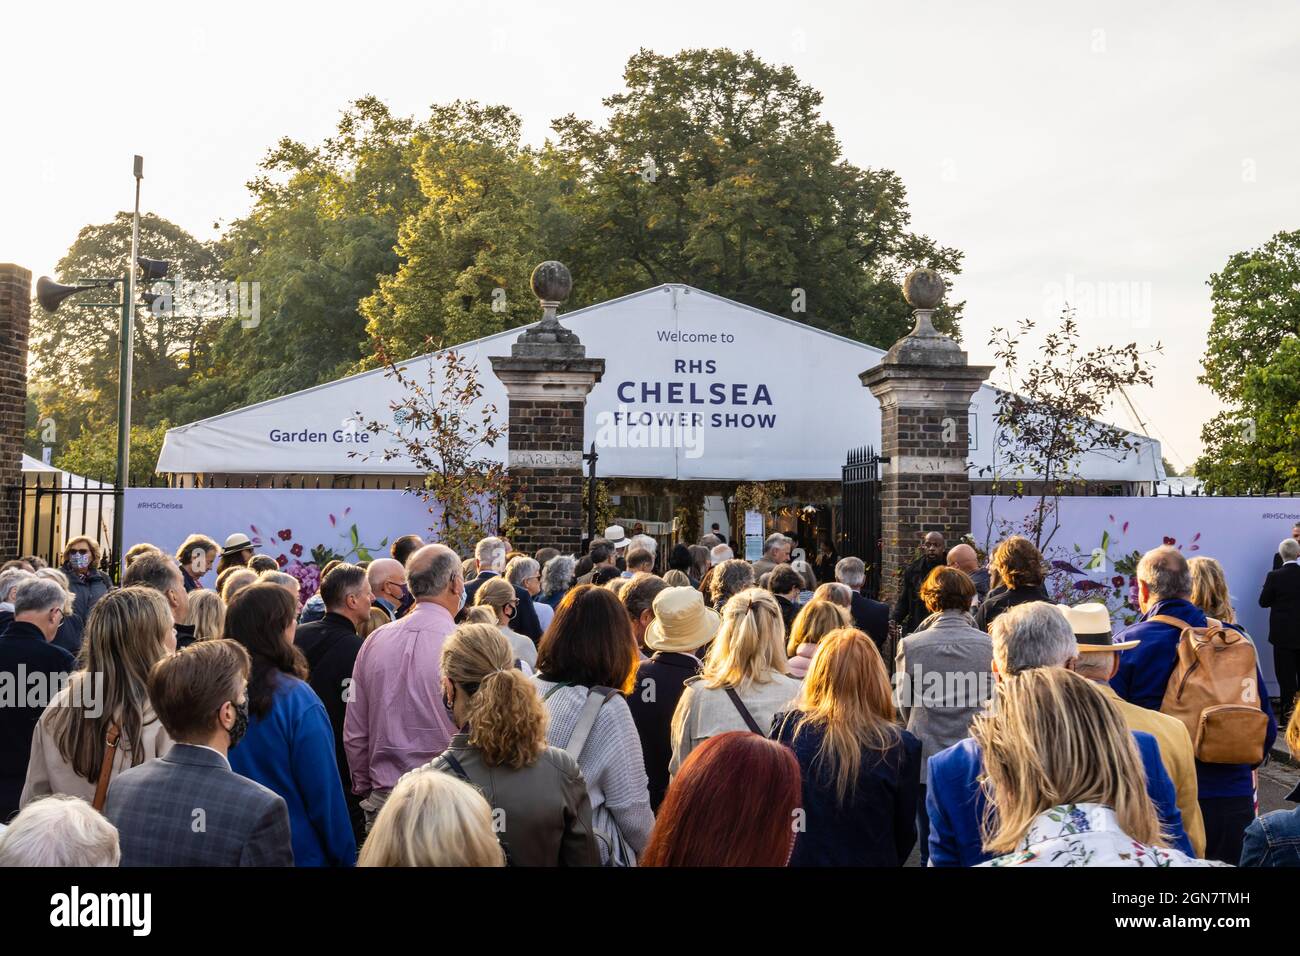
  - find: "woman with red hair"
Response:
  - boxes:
[641,731,801,867]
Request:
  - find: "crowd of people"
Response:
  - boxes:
[0,520,1296,868]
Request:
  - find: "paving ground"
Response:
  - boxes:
[903,751,1299,867]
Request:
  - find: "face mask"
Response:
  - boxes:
[458,585,467,612]
[69,553,90,571]
[190,549,207,575]
[227,699,250,750]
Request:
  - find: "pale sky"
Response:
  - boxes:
[5,0,1297,470]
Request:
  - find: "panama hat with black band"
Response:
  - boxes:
[1058,602,1140,653]
[221,533,255,557]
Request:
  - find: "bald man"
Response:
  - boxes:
[946,543,990,604]
[344,544,464,830]
[367,558,406,622]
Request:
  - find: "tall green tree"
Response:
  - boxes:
[359,101,569,363]
[548,48,964,344]
[1196,229,1300,493]
[28,213,220,468]
[208,96,428,406]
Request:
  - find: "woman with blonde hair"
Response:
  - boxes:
[220,567,258,604]
[411,623,598,866]
[356,606,391,639]
[662,569,691,588]
[22,587,174,808]
[974,667,1221,867]
[1189,556,1235,625]
[670,588,802,777]
[357,769,504,867]
[474,576,538,671]
[187,588,225,643]
[772,627,920,866]
[59,534,111,626]
[786,599,850,679]
[124,542,161,568]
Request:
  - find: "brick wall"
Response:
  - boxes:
[878,401,975,606]
[507,399,586,554]
[0,266,30,560]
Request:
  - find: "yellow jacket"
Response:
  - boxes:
[1096,682,1207,858]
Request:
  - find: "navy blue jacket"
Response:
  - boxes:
[0,621,75,822]
[1241,779,1300,867]
[773,711,922,866]
[926,731,1192,866]
[1111,598,1277,799]
[626,651,701,812]
[850,592,890,651]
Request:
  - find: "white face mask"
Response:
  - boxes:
[457,585,467,612]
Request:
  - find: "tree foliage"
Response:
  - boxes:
[358,102,565,363]
[549,48,964,343]
[28,213,220,469]
[986,310,1159,549]
[1196,229,1300,493]
[354,343,521,552]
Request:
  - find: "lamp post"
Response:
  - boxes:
[114,156,143,565]
[35,155,164,578]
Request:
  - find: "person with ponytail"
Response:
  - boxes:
[412,623,598,866]
[223,583,356,867]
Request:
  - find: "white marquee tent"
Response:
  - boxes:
[156,285,1164,485]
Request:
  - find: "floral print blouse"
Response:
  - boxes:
[980,803,1227,867]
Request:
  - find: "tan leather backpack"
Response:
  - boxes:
[1153,615,1269,765]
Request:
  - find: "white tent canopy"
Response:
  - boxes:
[156,285,1163,483]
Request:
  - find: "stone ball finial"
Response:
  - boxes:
[902,267,945,310]
[531,261,572,304]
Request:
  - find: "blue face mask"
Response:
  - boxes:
[69,552,91,571]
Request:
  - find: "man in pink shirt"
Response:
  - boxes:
[344,543,464,829]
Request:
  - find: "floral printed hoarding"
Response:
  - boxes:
[972,494,1298,692]
[123,488,449,605]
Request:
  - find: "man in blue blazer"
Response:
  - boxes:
[926,600,1192,866]
[105,640,293,867]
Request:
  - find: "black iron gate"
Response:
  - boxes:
[16,473,118,575]
[841,445,883,599]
